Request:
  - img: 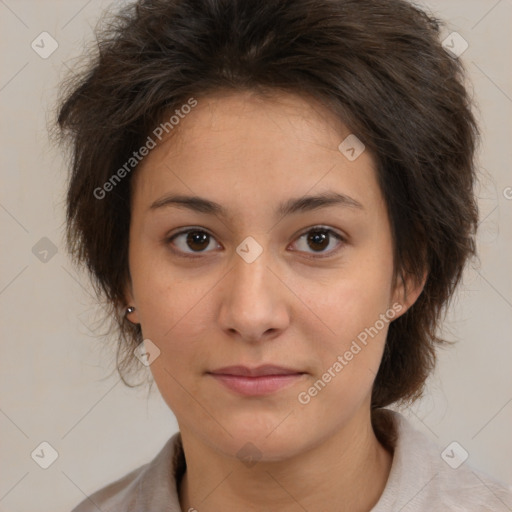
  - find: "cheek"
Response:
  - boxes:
[145,316,210,414]
[308,267,394,395]
[130,244,198,333]
[319,262,394,342]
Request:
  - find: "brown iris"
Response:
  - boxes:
[306,230,329,252]
[186,231,210,251]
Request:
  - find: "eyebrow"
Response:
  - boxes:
[149,191,364,217]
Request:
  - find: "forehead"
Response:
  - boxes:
[131,90,383,217]
[154,89,355,158]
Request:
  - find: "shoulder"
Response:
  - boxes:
[70,431,185,512]
[70,463,146,512]
[372,409,512,512]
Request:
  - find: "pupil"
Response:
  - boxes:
[308,230,328,251]
[187,231,209,251]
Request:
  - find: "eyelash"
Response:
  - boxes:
[165,226,346,260]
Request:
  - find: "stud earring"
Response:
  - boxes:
[126,306,136,316]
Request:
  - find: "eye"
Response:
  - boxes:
[289,226,345,257]
[166,226,345,259]
[166,228,221,257]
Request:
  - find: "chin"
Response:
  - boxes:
[206,413,312,461]
[217,431,308,464]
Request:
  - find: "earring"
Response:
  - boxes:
[126,306,136,316]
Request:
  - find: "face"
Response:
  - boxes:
[125,90,421,461]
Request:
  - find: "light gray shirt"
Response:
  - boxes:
[71,409,512,511]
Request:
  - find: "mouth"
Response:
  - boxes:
[207,365,307,396]
[209,365,305,377]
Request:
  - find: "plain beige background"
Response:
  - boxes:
[1,1,511,510]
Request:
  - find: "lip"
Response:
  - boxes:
[207,365,306,396]
[209,365,304,377]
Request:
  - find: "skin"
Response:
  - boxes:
[124,89,426,512]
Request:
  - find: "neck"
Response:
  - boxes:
[178,408,393,512]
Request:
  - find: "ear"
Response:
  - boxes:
[390,267,428,320]
[123,281,140,324]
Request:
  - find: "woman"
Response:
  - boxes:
[57,0,512,510]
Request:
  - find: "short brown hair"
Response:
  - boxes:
[56,0,480,409]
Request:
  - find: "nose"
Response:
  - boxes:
[218,245,290,343]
